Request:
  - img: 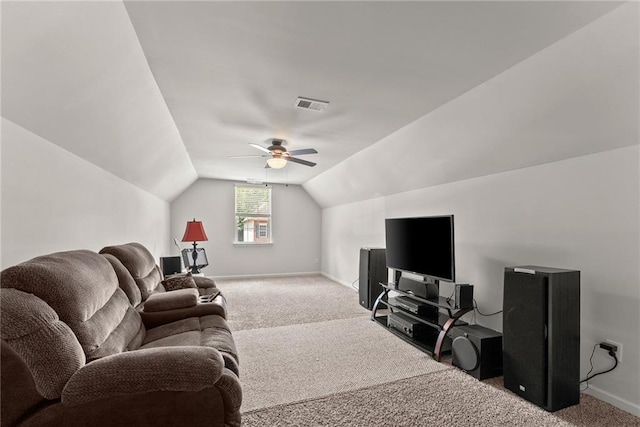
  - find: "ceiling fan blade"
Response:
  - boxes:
[287,156,316,167]
[287,148,318,156]
[264,163,271,169]
[228,155,267,159]
[249,143,271,153]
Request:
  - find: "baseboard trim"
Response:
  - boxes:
[213,271,321,280]
[320,271,356,290]
[584,385,640,417]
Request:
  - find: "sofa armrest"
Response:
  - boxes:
[193,275,217,289]
[139,295,228,328]
[62,346,224,406]
[144,288,198,312]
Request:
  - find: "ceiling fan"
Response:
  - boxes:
[229,139,318,169]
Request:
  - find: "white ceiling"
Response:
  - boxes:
[304,2,639,207]
[1,1,626,200]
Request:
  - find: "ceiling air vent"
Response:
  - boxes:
[294,97,329,112]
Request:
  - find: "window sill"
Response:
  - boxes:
[233,242,273,246]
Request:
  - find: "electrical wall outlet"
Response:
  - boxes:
[605,339,623,363]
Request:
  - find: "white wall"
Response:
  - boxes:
[310,4,639,414]
[321,146,640,415]
[170,178,322,277]
[1,118,170,267]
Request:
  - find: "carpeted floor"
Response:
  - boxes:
[215,275,368,331]
[215,275,640,426]
[242,369,640,427]
[234,316,448,412]
[242,370,575,427]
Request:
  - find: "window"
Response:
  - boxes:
[258,223,268,238]
[235,185,272,244]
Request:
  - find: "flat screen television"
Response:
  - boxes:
[384,215,455,282]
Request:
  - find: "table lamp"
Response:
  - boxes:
[181,218,208,274]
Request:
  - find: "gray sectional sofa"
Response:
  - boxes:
[1,243,241,426]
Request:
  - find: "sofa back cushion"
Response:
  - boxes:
[0,289,85,399]
[100,243,163,301]
[102,253,143,306]
[0,250,144,361]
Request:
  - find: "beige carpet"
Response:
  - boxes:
[216,275,640,426]
[234,316,449,412]
[243,369,640,426]
[215,275,368,331]
[242,369,570,426]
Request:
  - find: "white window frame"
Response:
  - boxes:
[234,184,273,245]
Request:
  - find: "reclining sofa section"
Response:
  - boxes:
[1,245,241,427]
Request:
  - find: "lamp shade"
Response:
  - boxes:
[182,219,208,242]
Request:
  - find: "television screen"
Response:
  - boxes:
[384,215,455,282]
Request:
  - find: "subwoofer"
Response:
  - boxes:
[449,324,502,380]
[503,266,580,412]
[359,248,386,310]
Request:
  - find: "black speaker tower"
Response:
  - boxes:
[503,266,580,412]
[359,248,387,310]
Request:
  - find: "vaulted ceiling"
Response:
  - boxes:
[1,1,629,202]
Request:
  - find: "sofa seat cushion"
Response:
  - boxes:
[141,316,238,376]
[143,289,199,312]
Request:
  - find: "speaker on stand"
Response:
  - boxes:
[359,248,387,310]
[503,266,580,412]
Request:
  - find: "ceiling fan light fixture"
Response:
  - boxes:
[267,157,287,169]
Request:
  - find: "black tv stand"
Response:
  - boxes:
[371,275,472,361]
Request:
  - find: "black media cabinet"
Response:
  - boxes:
[371,279,472,361]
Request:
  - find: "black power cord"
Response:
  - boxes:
[467,300,502,326]
[580,343,619,390]
[473,299,503,317]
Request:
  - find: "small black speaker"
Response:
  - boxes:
[359,248,387,310]
[160,256,182,276]
[454,284,474,309]
[449,324,503,380]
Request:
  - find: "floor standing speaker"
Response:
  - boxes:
[503,266,580,412]
[359,248,387,310]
